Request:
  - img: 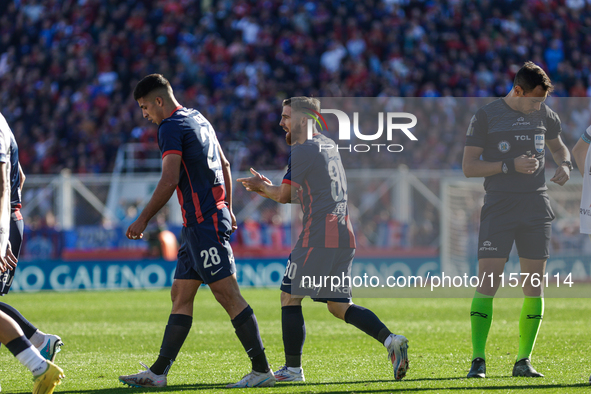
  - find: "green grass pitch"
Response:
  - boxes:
[0,288,589,393]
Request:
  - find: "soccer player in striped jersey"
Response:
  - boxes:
[119,74,274,388]
[237,97,409,382]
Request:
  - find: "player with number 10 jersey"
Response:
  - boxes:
[237,97,409,383]
[283,132,355,251]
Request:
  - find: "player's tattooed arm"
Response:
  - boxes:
[127,154,181,240]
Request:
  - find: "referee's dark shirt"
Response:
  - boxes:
[465,99,561,193]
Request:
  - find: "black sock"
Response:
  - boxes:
[232,305,269,373]
[344,305,391,344]
[6,335,31,356]
[0,303,37,338]
[150,314,192,375]
[282,305,305,368]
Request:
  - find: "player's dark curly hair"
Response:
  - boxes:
[514,61,554,93]
[133,74,171,100]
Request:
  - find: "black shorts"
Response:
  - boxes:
[477,191,554,260]
[280,246,354,303]
[174,208,236,284]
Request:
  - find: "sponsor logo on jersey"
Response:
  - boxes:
[498,141,511,153]
[512,116,531,127]
[535,134,545,153]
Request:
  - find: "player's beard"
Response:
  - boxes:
[287,121,304,146]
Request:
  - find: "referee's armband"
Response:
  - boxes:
[582,126,591,144]
[501,158,516,174]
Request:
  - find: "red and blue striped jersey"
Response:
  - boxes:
[282,134,356,249]
[158,106,227,227]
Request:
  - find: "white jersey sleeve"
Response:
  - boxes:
[580,143,591,234]
[0,112,12,256]
[0,114,9,164]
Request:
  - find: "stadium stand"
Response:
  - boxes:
[1,0,590,176]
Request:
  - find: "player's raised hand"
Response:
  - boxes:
[237,168,272,197]
[550,164,570,186]
[4,243,17,270]
[515,154,539,174]
[126,219,146,240]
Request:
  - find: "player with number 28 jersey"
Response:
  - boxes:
[159,108,227,228]
[158,106,235,283]
[121,75,274,389]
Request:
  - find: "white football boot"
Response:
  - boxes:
[37,335,63,362]
[119,362,167,388]
[386,334,409,380]
[226,370,276,388]
[274,365,305,382]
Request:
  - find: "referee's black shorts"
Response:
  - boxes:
[477,191,554,260]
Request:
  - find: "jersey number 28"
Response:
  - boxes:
[199,124,220,170]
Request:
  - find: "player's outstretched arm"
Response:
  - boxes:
[572,137,589,177]
[237,168,297,204]
[127,154,181,240]
[547,136,571,186]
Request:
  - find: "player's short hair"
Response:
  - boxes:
[133,74,172,101]
[514,61,554,93]
[283,97,321,112]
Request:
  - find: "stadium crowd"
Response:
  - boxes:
[3,0,591,253]
[1,0,591,176]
